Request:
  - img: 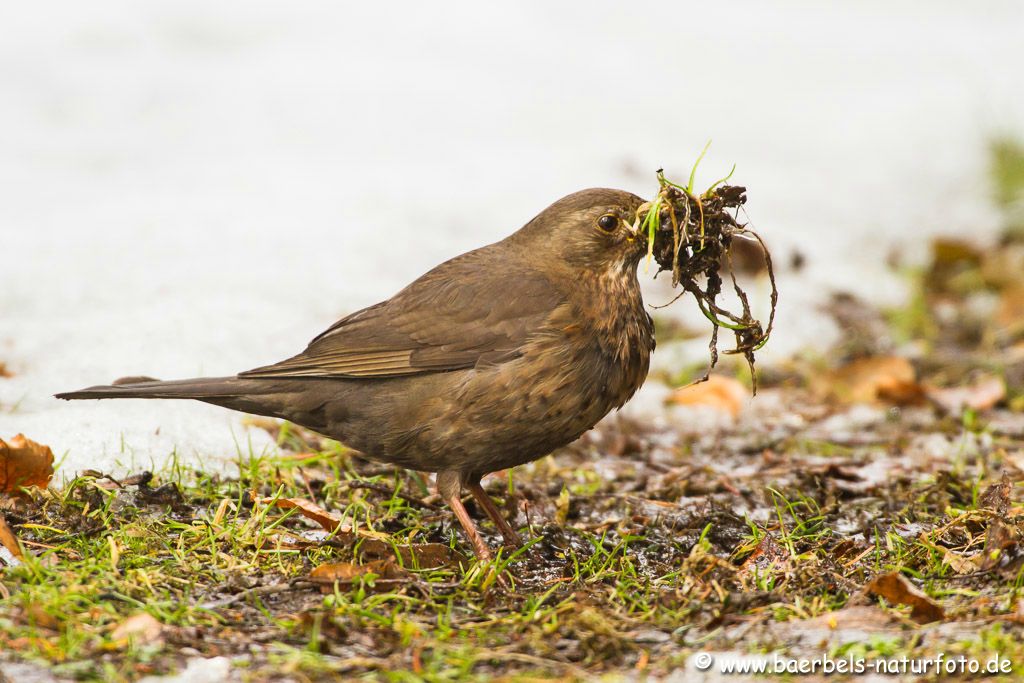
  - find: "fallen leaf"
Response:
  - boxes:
[357,539,465,569]
[0,513,23,560]
[942,549,980,575]
[21,604,59,630]
[257,496,346,532]
[830,539,867,563]
[979,476,1013,516]
[256,496,390,540]
[0,434,54,493]
[311,559,403,581]
[0,362,11,378]
[981,520,1022,570]
[110,613,163,646]
[864,572,945,623]
[309,559,409,593]
[820,356,923,405]
[667,375,747,416]
[925,374,1006,413]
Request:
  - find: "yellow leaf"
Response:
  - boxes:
[0,434,54,493]
[667,375,746,416]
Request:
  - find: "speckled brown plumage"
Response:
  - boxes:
[57,188,656,560]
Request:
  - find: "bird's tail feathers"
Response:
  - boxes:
[56,376,260,401]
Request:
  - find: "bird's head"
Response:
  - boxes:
[509,188,648,276]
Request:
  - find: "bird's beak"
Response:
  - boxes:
[626,202,652,242]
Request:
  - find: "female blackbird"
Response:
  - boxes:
[58,188,656,560]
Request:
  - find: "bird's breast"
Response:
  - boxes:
[547,269,654,411]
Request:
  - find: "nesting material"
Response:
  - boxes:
[638,169,777,392]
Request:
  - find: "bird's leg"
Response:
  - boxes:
[436,470,492,562]
[467,479,523,549]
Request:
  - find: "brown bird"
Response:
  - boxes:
[57,188,655,560]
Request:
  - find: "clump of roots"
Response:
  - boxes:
[637,168,777,393]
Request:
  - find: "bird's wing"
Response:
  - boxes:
[240,247,566,379]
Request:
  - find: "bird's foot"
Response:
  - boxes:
[467,480,524,550]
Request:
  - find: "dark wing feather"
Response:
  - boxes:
[240,246,565,379]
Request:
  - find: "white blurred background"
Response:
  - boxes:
[2,1,1023,475]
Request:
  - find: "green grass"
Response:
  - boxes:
[3,401,1023,682]
[0,442,701,680]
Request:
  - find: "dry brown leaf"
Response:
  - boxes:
[0,513,23,560]
[830,539,868,563]
[942,549,980,575]
[309,559,409,593]
[667,375,747,416]
[981,520,1022,570]
[357,539,465,569]
[257,496,344,532]
[22,604,59,631]
[979,476,1013,515]
[0,362,11,379]
[0,434,54,493]
[820,356,923,405]
[864,572,944,623]
[256,496,390,541]
[110,613,163,646]
[926,374,1006,414]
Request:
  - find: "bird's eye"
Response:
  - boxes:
[597,214,619,232]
